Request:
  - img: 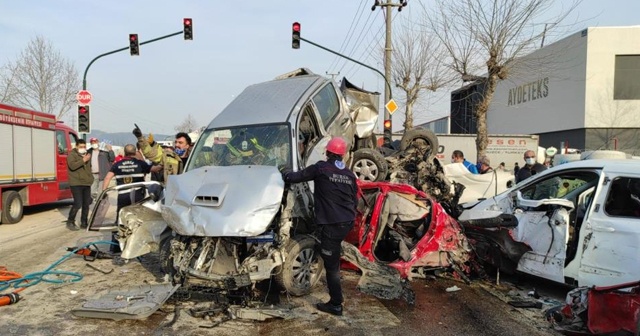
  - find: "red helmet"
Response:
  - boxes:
[89,137,99,143]
[326,137,347,156]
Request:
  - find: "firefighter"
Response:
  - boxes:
[224,129,268,165]
[132,125,184,183]
[281,137,357,316]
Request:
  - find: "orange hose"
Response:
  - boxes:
[0,266,26,294]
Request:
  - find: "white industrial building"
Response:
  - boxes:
[452,26,640,155]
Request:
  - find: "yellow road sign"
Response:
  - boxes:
[385,99,398,115]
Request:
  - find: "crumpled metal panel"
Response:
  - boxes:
[118,204,167,260]
[71,283,180,321]
[340,77,380,139]
[162,165,284,237]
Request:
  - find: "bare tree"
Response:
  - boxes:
[425,0,580,157]
[2,36,79,119]
[392,26,454,131]
[174,114,199,133]
[0,65,18,103]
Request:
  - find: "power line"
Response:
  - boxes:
[337,10,376,74]
[326,0,366,73]
[329,1,368,74]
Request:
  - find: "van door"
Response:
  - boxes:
[579,173,640,287]
[56,130,72,200]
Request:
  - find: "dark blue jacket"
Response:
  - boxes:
[283,159,357,225]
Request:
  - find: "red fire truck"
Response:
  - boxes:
[0,103,79,224]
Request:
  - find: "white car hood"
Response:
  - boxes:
[161,165,284,237]
[444,163,515,204]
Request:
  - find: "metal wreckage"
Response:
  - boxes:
[76,70,475,325]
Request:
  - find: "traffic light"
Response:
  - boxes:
[78,105,91,134]
[183,18,193,40]
[129,34,139,56]
[383,119,392,146]
[292,22,301,49]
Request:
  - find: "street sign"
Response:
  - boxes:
[76,90,93,105]
[385,99,398,115]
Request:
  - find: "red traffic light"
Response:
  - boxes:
[184,18,192,26]
[130,34,137,41]
[383,120,392,129]
[293,22,301,32]
[79,106,87,114]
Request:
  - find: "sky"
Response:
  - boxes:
[1,0,639,134]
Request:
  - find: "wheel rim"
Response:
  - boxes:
[9,197,20,219]
[291,247,320,288]
[353,158,379,181]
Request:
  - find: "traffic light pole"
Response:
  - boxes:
[300,37,392,101]
[80,30,183,140]
[81,30,184,91]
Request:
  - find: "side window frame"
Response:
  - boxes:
[56,130,69,154]
[604,177,640,218]
[519,171,599,201]
[311,83,341,129]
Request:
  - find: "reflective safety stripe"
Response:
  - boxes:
[251,138,266,152]
[226,142,242,157]
[115,173,145,179]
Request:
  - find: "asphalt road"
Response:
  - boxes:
[0,202,560,336]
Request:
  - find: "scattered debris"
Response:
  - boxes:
[508,300,542,309]
[70,290,78,295]
[341,242,415,305]
[85,263,113,275]
[71,283,180,320]
[445,286,462,293]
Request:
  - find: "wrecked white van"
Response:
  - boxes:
[459,159,640,287]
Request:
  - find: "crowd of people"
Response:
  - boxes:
[450,148,547,183]
[64,130,193,231]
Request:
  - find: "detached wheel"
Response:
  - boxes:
[399,127,439,160]
[159,236,176,279]
[352,148,388,182]
[276,235,324,296]
[1,190,23,224]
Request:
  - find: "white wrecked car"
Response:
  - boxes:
[458,159,640,287]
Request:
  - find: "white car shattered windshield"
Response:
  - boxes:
[187,124,291,169]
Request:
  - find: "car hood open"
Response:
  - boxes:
[161,165,285,237]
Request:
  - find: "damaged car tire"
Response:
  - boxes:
[276,235,323,296]
[399,127,439,160]
[159,237,176,280]
[351,148,388,182]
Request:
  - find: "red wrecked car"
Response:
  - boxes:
[547,280,640,335]
[343,181,471,281]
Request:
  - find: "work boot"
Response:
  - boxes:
[316,301,343,316]
[65,220,79,231]
[66,209,79,231]
[80,220,88,229]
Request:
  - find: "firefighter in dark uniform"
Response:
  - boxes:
[102,144,152,252]
[281,137,357,316]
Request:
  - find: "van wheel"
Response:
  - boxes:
[1,191,23,224]
[276,235,324,296]
[352,148,388,182]
[399,127,439,160]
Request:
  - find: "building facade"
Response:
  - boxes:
[450,26,640,155]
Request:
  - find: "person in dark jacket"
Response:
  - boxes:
[515,150,547,183]
[66,139,94,230]
[282,137,357,316]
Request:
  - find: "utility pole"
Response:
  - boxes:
[372,0,407,145]
[326,71,340,81]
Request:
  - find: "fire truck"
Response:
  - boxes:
[0,103,79,224]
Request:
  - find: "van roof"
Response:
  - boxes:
[207,75,326,129]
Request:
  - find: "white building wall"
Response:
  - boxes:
[488,30,589,134]
[584,26,640,129]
